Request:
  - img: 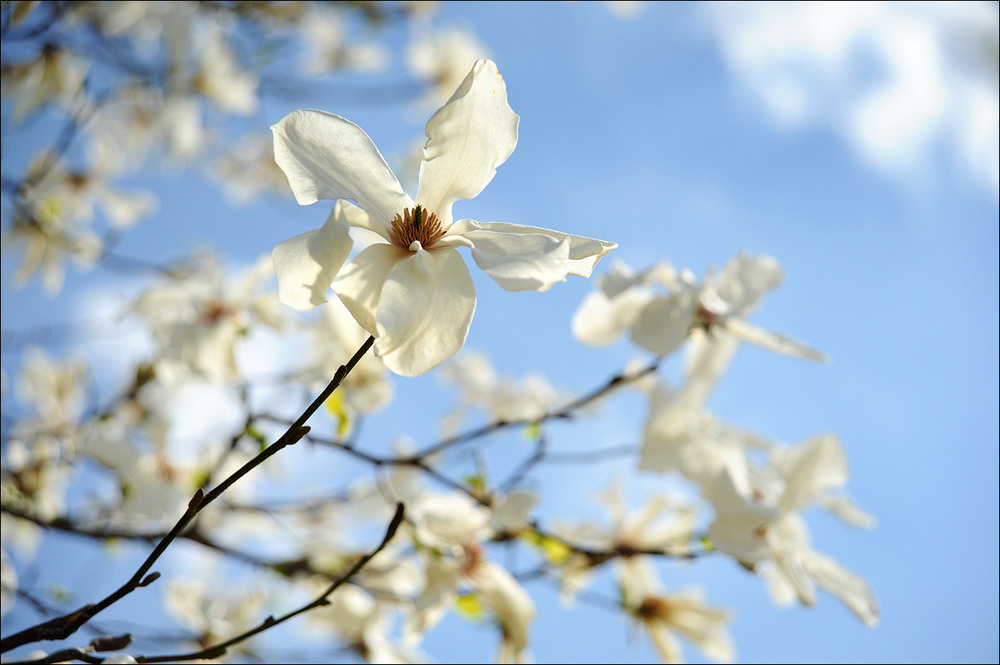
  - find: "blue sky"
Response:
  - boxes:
[2,2,998,663]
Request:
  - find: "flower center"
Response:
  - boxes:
[388,204,445,251]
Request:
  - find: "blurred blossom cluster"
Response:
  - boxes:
[1,2,878,664]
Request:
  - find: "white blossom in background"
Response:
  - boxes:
[271,59,615,375]
[133,253,285,382]
[89,84,206,173]
[572,260,677,347]
[406,25,490,109]
[69,0,197,63]
[2,349,86,528]
[0,45,89,122]
[190,17,259,115]
[619,557,734,664]
[296,297,393,423]
[707,434,879,626]
[300,5,391,76]
[3,137,155,292]
[439,350,566,432]
[575,254,825,361]
[14,346,87,429]
[306,584,408,663]
[638,330,774,482]
[550,479,697,605]
[212,132,294,205]
[164,575,267,652]
[405,491,536,663]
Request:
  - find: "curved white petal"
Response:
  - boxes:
[333,243,406,335]
[802,551,880,627]
[725,317,828,362]
[454,220,615,278]
[630,292,696,357]
[450,222,570,291]
[777,434,848,515]
[416,59,519,226]
[337,199,391,242]
[272,204,352,310]
[271,109,413,224]
[572,287,656,346]
[374,248,476,376]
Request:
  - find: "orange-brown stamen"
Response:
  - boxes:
[388,204,445,250]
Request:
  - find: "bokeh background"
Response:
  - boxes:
[2,2,997,663]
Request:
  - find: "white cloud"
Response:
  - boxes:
[703,1,1000,195]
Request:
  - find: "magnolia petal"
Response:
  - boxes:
[272,205,352,310]
[803,551,880,627]
[630,292,696,357]
[333,243,406,335]
[725,317,828,362]
[337,199,391,242]
[458,221,616,278]
[374,248,476,377]
[777,434,848,515]
[572,288,656,346]
[271,109,413,224]
[646,621,684,665]
[450,222,571,291]
[416,59,519,226]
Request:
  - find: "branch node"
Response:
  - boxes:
[138,571,160,587]
[187,488,205,511]
[90,634,133,652]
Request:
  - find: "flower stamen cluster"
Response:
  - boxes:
[388,204,445,250]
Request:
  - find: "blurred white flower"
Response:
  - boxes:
[297,296,393,418]
[620,557,734,664]
[271,59,615,375]
[439,350,566,432]
[212,133,292,205]
[133,253,285,382]
[4,156,155,294]
[575,254,825,361]
[300,6,391,76]
[89,85,205,172]
[191,18,259,115]
[551,479,697,605]
[404,491,536,663]
[0,46,89,122]
[407,26,490,109]
[707,434,880,626]
[165,575,266,650]
[638,330,775,481]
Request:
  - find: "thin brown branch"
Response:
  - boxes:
[411,357,661,461]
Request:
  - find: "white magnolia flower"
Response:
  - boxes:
[706,435,880,627]
[574,254,824,361]
[133,253,285,382]
[271,58,615,375]
[439,350,565,432]
[551,479,697,605]
[631,253,826,361]
[164,575,266,651]
[0,46,89,122]
[620,558,734,664]
[407,26,490,109]
[638,330,775,482]
[300,6,391,76]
